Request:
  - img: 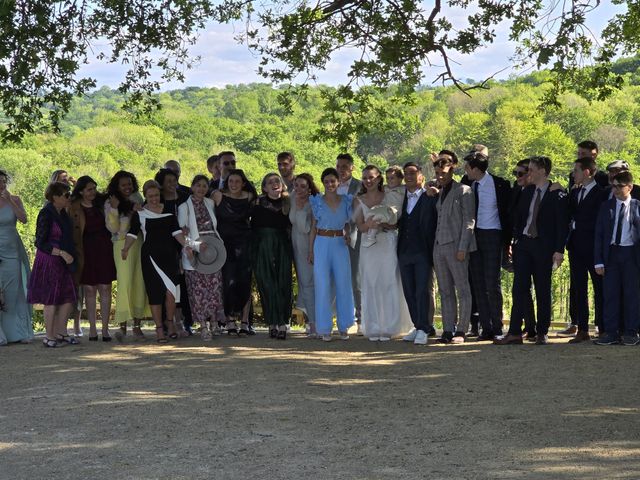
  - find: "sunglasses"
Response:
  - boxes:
[223,160,236,166]
[512,170,528,178]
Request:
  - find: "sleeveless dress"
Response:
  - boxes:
[0,205,33,344]
[215,195,252,317]
[80,206,117,285]
[356,196,413,338]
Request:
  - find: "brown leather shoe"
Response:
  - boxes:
[493,334,523,345]
[556,325,577,337]
[535,334,549,345]
[568,331,591,344]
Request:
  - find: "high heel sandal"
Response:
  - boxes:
[155,327,168,344]
[56,334,80,345]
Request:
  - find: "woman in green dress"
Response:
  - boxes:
[0,170,32,345]
[251,173,293,339]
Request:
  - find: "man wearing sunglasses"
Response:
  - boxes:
[209,151,237,191]
[594,171,640,346]
[495,156,568,345]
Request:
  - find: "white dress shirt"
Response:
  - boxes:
[473,173,501,230]
[337,178,353,196]
[611,197,634,247]
[572,179,597,230]
[406,188,424,215]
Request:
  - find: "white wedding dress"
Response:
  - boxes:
[357,196,413,339]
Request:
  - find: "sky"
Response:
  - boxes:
[79,1,625,92]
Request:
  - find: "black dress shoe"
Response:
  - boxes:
[467,329,480,337]
[269,328,277,338]
[102,336,112,342]
[277,330,286,340]
[476,332,495,341]
[248,325,257,336]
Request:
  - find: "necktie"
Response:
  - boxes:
[615,203,626,245]
[578,187,585,204]
[408,192,417,198]
[473,182,479,217]
[526,188,542,238]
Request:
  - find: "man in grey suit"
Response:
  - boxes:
[432,150,477,343]
[336,153,363,333]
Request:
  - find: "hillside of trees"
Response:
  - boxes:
[4,73,640,319]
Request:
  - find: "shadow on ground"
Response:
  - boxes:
[1,333,639,479]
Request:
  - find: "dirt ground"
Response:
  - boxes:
[1,330,639,480]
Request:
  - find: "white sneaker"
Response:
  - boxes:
[414,330,428,345]
[356,324,363,336]
[368,337,380,342]
[322,335,332,342]
[379,336,391,342]
[339,331,350,340]
[403,328,417,342]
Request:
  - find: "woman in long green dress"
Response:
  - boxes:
[0,170,32,345]
[251,173,293,339]
[105,171,149,341]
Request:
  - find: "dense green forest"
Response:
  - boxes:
[4,72,640,320]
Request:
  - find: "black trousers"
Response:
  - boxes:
[469,229,504,336]
[603,246,640,336]
[509,237,553,336]
[568,243,603,333]
[399,252,432,333]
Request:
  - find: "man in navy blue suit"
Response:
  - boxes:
[566,157,605,343]
[594,171,640,346]
[398,162,438,345]
[495,156,568,345]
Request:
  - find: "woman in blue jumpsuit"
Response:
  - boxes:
[309,168,355,341]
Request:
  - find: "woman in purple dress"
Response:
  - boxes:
[70,176,117,341]
[27,182,78,347]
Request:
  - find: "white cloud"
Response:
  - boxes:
[78,1,625,91]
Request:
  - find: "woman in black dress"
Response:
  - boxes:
[155,167,191,335]
[212,169,256,335]
[122,180,191,343]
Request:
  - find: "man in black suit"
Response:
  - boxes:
[566,157,605,343]
[209,151,237,192]
[164,159,191,198]
[463,151,511,340]
[594,171,640,346]
[398,162,438,345]
[506,159,537,340]
[495,156,568,345]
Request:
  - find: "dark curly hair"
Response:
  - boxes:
[71,175,107,210]
[107,170,139,216]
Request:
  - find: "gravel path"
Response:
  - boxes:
[1,332,639,479]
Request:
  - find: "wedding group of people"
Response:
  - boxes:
[0,140,638,347]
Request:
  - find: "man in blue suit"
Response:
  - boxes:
[398,162,438,345]
[594,170,640,346]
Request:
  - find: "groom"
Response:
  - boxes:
[397,162,438,345]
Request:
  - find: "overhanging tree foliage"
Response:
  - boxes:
[0,0,638,143]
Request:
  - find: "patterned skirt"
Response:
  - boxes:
[27,250,77,306]
[185,269,223,324]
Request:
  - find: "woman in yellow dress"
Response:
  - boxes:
[105,171,149,341]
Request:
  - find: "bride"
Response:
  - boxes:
[353,165,412,341]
